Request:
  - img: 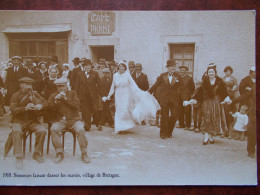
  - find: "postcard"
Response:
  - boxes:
[0,10,256,186]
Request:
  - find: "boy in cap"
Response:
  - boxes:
[177,65,195,130]
[48,77,90,163]
[10,77,47,169]
[128,61,136,76]
[75,60,104,131]
[149,60,186,139]
[132,63,149,91]
[100,68,114,128]
[69,57,81,90]
[24,59,42,93]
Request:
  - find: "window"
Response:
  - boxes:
[7,32,68,64]
[169,44,195,76]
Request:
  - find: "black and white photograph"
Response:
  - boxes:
[0,10,256,185]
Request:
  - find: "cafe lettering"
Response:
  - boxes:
[88,11,115,36]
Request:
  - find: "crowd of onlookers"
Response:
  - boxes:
[0,55,256,170]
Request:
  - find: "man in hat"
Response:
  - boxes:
[100,67,113,128]
[75,60,104,131]
[128,61,136,77]
[72,58,87,93]
[108,61,117,75]
[149,59,186,139]
[10,77,47,169]
[24,59,42,93]
[48,56,62,77]
[4,56,27,106]
[132,63,149,91]
[48,77,90,163]
[239,66,256,108]
[69,57,81,90]
[177,65,195,130]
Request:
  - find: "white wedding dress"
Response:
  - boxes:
[108,71,160,133]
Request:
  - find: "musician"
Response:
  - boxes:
[10,77,47,169]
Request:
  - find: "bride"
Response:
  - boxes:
[102,60,160,133]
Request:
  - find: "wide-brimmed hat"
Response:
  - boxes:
[128,61,135,67]
[135,63,143,70]
[81,59,92,66]
[166,60,176,67]
[179,65,188,71]
[72,57,80,63]
[11,56,22,61]
[19,77,34,84]
[208,63,216,69]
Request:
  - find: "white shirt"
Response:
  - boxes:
[168,72,173,84]
[14,66,19,72]
[85,71,89,78]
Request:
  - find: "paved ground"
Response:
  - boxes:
[0,114,257,186]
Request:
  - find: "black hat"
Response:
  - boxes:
[179,65,188,71]
[50,56,58,62]
[108,61,116,66]
[19,77,34,83]
[81,59,92,66]
[72,57,80,63]
[166,60,176,67]
[128,61,135,67]
[135,63,143,70]
[11,56,22,61]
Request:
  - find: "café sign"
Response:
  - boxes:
[88,11,115,36]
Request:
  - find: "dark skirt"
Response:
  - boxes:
[201,96,228,135]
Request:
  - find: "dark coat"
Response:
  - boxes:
[4,65,27,106]
[47,90,81,127]
[24,68,42,93]
[180,75,195,100]
[198,76,228,102]
[101,76,113,96]
[149,72,186,106]
[70,66,84,91]
[75,70,103,110]
[42,77,57,100]
[239,75,255,107]
[132,72,149,91]
[10,89,47,124]
[191,87,203,108]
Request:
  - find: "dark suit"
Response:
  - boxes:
[149,72,186,138]
[101,76,113,126]
[132,72,149,91]
[239,75,255,108]
[70,66,84,91]
[24,68,42,93]
[75,70,103,130]
[178,75,195,128]
[4,65,26,106]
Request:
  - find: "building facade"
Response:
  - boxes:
[0,10,255,84]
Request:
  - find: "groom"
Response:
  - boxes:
[149,60,187,139]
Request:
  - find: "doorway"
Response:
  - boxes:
[90,45,114,63]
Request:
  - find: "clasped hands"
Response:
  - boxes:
[102,96,111,102]
[25,103,43,111]
[55,91,67,103]
[183,99,197,106]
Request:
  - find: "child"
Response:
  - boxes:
[231,105,249,141]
